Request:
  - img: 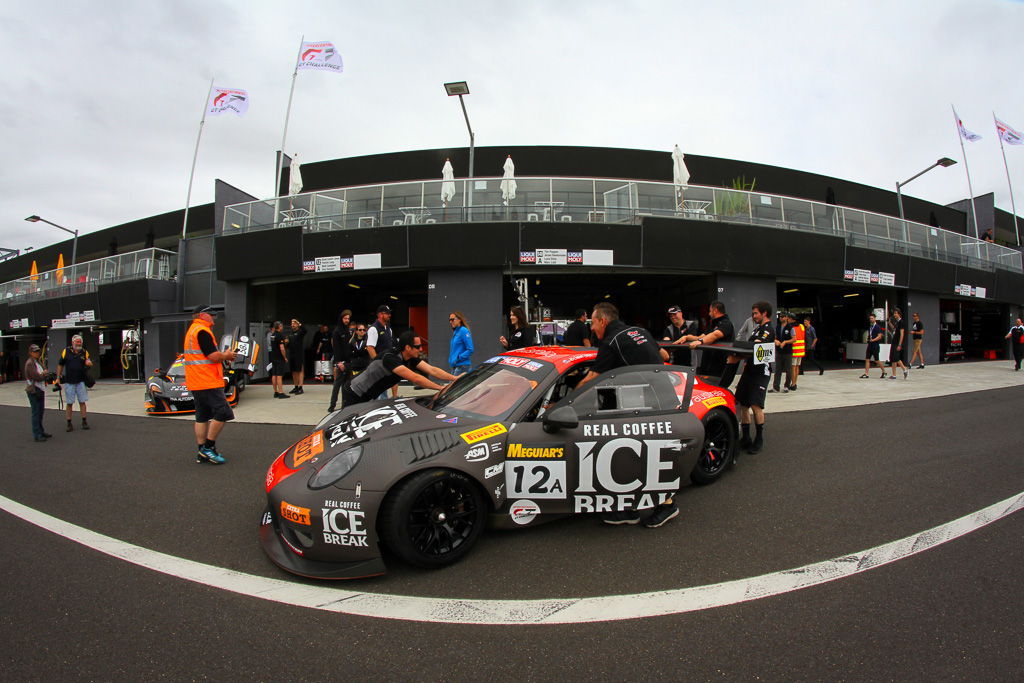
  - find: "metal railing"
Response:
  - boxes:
[222,177,1022,273]
[1,248,176,305]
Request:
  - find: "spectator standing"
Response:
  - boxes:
[500,306,536,351]
[860,313,886,378]
[269,321,290,399]
[1005,317,1024,371]
[735,301,775,456]
[888,309,910,379]
[311,323,332,381]
[663,305,697,366]
[789,313,805,391]
[802,317,825,375]
[327,311,352,412]
[287,318,306,394]
[24,344,51,442]
[347,324,371,379]
[982,228,995,243]
[448,311,474,375]
[771,312,794,393]
[183,305,238,464]
[343,331,456,406]
[577,302,676,527]
[367,305,398,399]
[910,312,925,369]
[57,333,93,431]
[563,309,592,347]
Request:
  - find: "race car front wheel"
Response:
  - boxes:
[379,469,487,569]
[690,408,737,485]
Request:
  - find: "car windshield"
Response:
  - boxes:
[426,358,553,421]
[168,358,185,379]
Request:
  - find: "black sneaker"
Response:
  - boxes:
[275,392,291,399]
[294,387,304,395]
[643,503,679,528]
[602,510,641,525]
[748,435,764,455]
[82,421,90,430]
[66,422,73,432]
[288,387,300,394]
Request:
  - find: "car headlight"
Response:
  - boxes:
[308,445,363,489]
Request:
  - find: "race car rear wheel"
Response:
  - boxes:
[379,468,487,569]
[690,408,737,485]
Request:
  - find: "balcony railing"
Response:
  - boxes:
[1,248,176,306]
[223,177,1021,274]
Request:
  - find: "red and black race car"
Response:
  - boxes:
[260,345,742,579]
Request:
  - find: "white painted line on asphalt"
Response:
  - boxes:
[2,491,1022,625]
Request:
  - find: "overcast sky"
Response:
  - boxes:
[2,0,1022,256]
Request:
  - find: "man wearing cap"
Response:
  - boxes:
[343,331,456,407]
[771,311,794,393]
[184,305,237,464]
[367,305,398,399]
[663,305,697,366]
[24,344,53,442]
[57,333,93,432]
[735,301,776,455]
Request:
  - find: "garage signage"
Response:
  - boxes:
[519,249,615,266]
[955,284,986,298]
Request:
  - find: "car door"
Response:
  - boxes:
[502,365,704,521]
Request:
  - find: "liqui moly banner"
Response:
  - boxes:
[207,88,249,116]
[297,41,343,73]
[995,116,1023,145]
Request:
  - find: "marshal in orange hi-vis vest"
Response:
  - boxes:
[183,318,224,391]
[792,324,806,358]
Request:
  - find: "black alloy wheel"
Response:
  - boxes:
[690,408,737,485]
[380,469,487,568]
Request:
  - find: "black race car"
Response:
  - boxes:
[145,333,259,415]
[260,345,741,579]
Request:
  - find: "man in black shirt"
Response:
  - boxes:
[562,309,592,347]
[577,302,677,528]
[771,312,794,393]
[735,301,776,456]
[682,301,735,385]
[269,321,290,399]
[663,305,697,366]
[343,331,457,406]
[287,318,307,394]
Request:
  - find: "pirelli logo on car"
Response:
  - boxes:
[280,501,312,526]
[702,396,727,409]
[507,443,564,459]
[291,430,324,467]
[460,423,508,444]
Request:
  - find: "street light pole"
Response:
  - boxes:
[444,81,475,216]
[896,157,958,221]
[25,215,79,266]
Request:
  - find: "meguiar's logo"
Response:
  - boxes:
[507,443,564,459]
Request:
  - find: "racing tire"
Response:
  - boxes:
[235,372,247,393]
[379,469,487,569]
[690,408,737,486]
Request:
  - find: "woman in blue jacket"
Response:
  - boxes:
[448,311,474,375]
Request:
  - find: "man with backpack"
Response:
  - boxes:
[57,334,93,432]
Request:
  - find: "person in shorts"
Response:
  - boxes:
[57,334,93,432]
[183,305,237,464]
[735,301,776,455]
[861,313,885,378]
[269,321,290,399]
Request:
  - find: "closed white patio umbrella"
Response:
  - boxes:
[672,144,689,208]
[500,155,517,205]
[441,159,456,206]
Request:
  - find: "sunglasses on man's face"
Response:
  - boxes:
[355,328,366,331]
[412,344,422,349]
[449,317,457,322]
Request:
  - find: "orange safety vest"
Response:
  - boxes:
[183,318,224,391]
[791,324,806,357]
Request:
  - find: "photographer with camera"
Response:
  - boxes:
[57,334,93,432]
[24,344,53,442]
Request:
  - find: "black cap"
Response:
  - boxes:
[667,305,681,314]
[376,305,392,314]
[193,305,216,316]
[28,343,41,352]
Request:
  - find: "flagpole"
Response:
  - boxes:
[994,112,1021,246]
[275,36,304,221]
[182,77,215,239]
[952,105,981,238]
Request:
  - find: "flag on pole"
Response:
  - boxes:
[995,116,1023,146]
[297,41,343,73]
[207,87,249,116]
[954,109,982,142]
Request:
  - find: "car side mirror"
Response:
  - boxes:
[542,404,579,433]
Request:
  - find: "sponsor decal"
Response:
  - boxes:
[280,532,305,556]
[568,250,583,264]
[519,251,536,264]
[581,420,673,438]
[465,443,491,462]
[507,443,564,459]
[559,352,594,366]
[494,483,505,501]
[329,406,404,447]
[442,417,459,424]
[395,402,417,420]
[483,356,501,364]
[435,414,447,419]
[340,256,354,269]
[323,500,362,510]
[460,423,508,444]
[506,461,567,499]
[321,508,369,547]
[291,430,325,467]
[280,501,312,526]
[261,511,272,526]
[753,342,775,365]
[523,361,544,372]
[484,462,505,479]
[572,438,682,513]
[843,269,854,281]
[302,260,316,272]
[498,356,530,367]
[510,499,541,525]
[488,441,503,453]
[701,396,727,409]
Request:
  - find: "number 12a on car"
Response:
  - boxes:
[505,443,567,499]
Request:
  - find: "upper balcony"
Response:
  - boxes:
[1,248,176,306]
[224,176,1022,274]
